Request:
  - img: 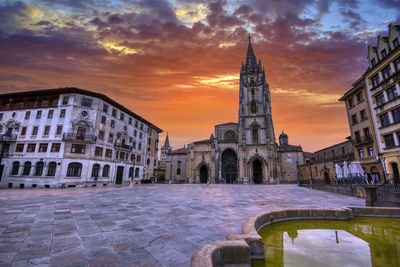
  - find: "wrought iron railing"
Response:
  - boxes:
[0,134,18,141]
[114,142,133,151]
[62,132,97,143]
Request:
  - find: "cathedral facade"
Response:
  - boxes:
[160,38,304,184]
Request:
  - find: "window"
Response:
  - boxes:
[71,144,86,153]
[103,104,108,113]
[393,38,399,49]
[132,141,136,149]
[99,130,104,140]
[395,57,400,72]
[76,127,86,140]
[102,165,110,177]
[47,162,56,176]
[375,93,385,107]
[60,109,66,118]
[382,65,392,80]
[177,168,181,175]
[360,110,367,121]
[62,96,68,105]
[348,98,354,108]
[135,167,139,177]
[32,126,38,136]
[22,162,31,175]
[140,124,143,130]
[131,154,135,161]
[355,131,361,143]
[27,144,36,152]
[36,111,42,119]
[91,164,100,178]
[358,149,364,159]
[81,97,92,107]
[392,107,400,123]
[48,110,54,119]
[67,162,82,177]
[139,132,143,139]
[25,111,30,120]
[364,128,371,139]
[105,149,112,158]
[129,117,132,125]
[56,125,63,135]
[137,155,141,163]
[119,152,125,160]
[34,161,44,176]
[351,114,358,125]
[134,130,137,137]
[108,134,113,143]
[138,143,142,150]
[129,167,134,177]
[371,74,380,87]
[252,128,258,144]
[380,113,390,127]
[135,121,138,128]
[387,86,397,101]
[101,116,106,124]
[397,132,400,147]
[120,113,124,121]
[112,109,117,117]
[51,143,60,152]
[356,92,363,103]
[44,126,50,136]
[371,58,376,67]
[39,143,48,152]
[11,161,19,175]
[368,147,374,157]
[111,120,115,128]
[21,127,27,136]
[381,49,387,58]
[384,134,395,148]
[15,144,24,152]
[147,158,150,165]
[95,146,103,156]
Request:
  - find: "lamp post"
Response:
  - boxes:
[0,132,11,183]
[129,158,135,189]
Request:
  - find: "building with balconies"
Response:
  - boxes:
[0,87,162,188]
[365,23,400,183]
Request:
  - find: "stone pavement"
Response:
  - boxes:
[0,184,364,267]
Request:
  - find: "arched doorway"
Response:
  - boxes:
[392,163,399,184]
[200,166,208,183]
[253,159,262,184]
[324,172,330,184]
[222,149,237,183]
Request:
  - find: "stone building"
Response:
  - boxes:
[298,140,354,184]
[0,87,162,188]
[364,23,400,183]
[340,74,383,182]
[182,38,304,184]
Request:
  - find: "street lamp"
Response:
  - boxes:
[0,132,11,182]
[129,157,135,189]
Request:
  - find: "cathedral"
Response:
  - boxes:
[159,37,304,184]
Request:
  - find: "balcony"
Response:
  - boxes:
[352,135,373,146]
[62,132,97,143]
[114,142,133,151]
[0,134,17,142]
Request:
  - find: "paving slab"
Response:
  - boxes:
[0,184,364,266]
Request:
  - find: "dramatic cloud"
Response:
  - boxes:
[0,0,398,152]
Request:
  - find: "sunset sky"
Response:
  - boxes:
[0,0,399,152]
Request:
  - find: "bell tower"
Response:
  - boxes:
[238,36,276,146]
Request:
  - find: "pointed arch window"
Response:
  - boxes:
[252,127,259,144]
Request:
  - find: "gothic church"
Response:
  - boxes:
[160,38,304,184]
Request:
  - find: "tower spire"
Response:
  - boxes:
[162,132,171,149]
[246,35,257,68]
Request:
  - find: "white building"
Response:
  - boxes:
[0,87,162,188]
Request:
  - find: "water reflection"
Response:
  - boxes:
[254,217,400,267]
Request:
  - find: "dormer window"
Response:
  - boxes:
[371,58,376,67]
[381,49,387,58]
[382,65,392,80]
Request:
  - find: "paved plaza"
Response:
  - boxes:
[0,184,364,267]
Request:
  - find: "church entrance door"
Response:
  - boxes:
[222,149,237,183]
[253,159,262,184]
[200,166,208,183]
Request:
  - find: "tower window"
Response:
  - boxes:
[252,128,259,144]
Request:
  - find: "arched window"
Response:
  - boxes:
[129,167,134,177]
[67,162,82,177]
[91,164,100,178]
[177,168,181,175]
[135,167,140,178]
[47,162,57,176]
[102,165,110,177]
[252,127,259,144]
[34,161,44,176]
[22,161,31,175]
[147,159,150,165]
[11,161,19,175]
